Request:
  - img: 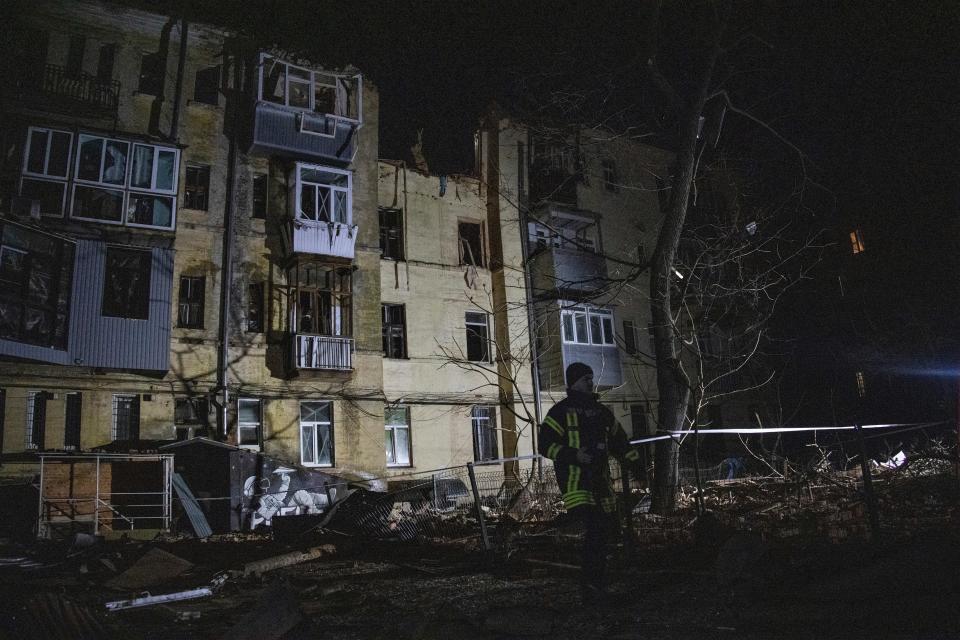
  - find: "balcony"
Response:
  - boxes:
[529,246,608,298]
[250,101,358,162]
[4,64,120,119]
[285,220,358,260]
[294,334,352,370]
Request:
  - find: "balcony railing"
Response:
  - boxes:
[9,64,121,116]
[295,334,352,370]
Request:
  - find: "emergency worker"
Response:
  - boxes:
[539,362,640,598]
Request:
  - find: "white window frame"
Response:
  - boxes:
[237,397,262,450]
[385,406,411,467]
[293,162,352,226]
[471,406,499,462]
[70,133,179,230]
[300,400,334,467]
[21,126,73,217]
[560,302,615,346]
[257,53,362,124]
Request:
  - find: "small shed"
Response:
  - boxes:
[159,438,348,534]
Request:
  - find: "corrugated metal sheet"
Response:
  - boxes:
[562,343,623,387]
[69,241,173,371]
[250,101,356,162]
[172,472,213,538]
[0,241,173,370]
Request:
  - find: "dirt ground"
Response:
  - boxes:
[2,521,960,640]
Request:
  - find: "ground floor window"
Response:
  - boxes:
[471,406,498,462]
[237,397,262,448]
[64,392,82,449]
[301,401,333,466]
[112,394,140,441]
[385,406,411,467]
[25,390,47,449]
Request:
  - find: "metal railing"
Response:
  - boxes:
[27,64,121,113]
[295,334,353,370]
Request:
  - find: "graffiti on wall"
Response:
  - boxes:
[242,465,340,530]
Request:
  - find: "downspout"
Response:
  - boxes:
[148,17,176,137]
[516,128,543,471]
[169,18,189,140]
[216,53,240,439]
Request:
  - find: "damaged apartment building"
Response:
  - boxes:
[0,0,675,536]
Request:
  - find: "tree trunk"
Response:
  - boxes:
[649,31,724,515]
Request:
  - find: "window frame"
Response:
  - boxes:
[465,311,491,363]
[257,53,362,124]
[458,220,486,268]
[70,133,179,230]
[300,400,334,467]
[247,282,265,333]
[64,391,82,450]
[293,162,352,226]
[138,51,163,95]
[237,397,262,449]
[560,303,615,346]
[25,390,47,450]
[291,262,352,338]
[101,247,152,320]
[379,207,404,260]
[111,393,140,441]
[177,275,205,329]
[381,303,407,359]
[471,405,499,462]
[252,173,268,219]
[21,126,73,218]
[184,164,210,211]
[193,65,220,106]
[385,406,412,467]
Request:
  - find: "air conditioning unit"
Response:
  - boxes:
[11,196,41,220]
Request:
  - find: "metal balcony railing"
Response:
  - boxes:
[16,64,121,114]
[295,334,353,370]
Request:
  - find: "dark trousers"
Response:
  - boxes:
[575,504,607,589]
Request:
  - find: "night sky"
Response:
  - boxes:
[134,0,960,418]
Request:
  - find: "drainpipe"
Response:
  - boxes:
[216,53,240,439]
[148,17,176,137]
[169,18,189,140]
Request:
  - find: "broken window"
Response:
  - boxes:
[138,52,162,95]
[382,303,406,359]
[0,221,74,349]
[64,392,82,450]
[102,247,151,320]
[21,126,72,217]
[561,304,614,346]
[465,312,490,362]
[850,229,865,255]
[184,164,210,211]
[252,173,268,219]
[295,163,351,225]
[247,283,264,333]
[300,401,333,466]
[72,135,179,229]
[472,406,498,462]
[177,275,205,328]
[258,54,361,122]
[25,390,47,449]
[292,263,351,337]
[175,396,208,441]
[193,65,220,105]
[385,406,411,467]
[238,398,262,448]
[458,221,485,267]
[629,405,648,440]
[112,394,140,441]
[379,207,404,260]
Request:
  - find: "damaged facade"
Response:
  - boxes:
[0,0,674,535]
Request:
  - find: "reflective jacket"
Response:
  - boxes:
[539,391,640,512]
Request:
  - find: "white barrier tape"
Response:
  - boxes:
[629,421,946,445]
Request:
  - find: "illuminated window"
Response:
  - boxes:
[856,371,866,397]
[385,406,411,467]
[850,229,865,255]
